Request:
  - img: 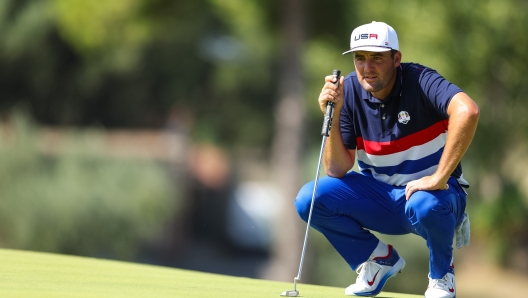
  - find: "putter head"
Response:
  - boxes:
[280,290,299,297]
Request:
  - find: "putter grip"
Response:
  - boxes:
[321,69,341,136]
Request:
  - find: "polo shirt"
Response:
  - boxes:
[340,62,469,187]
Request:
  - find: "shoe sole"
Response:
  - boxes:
[350,257,406,297]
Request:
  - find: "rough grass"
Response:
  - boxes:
[0,249,421,297]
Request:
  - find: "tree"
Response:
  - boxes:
[263,0,306,282]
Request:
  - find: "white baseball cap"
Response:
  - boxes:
[343,21,399,55]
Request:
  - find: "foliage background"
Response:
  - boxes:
[1,0,528,296]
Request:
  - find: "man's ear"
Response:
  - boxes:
[394,51,402,67]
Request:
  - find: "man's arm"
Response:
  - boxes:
[323,117,356,177]
[318,75,355,177]
[405,92,479,200]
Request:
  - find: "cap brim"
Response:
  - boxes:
[342,46,392,55]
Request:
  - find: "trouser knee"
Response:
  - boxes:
[405,193,449,228]
[294,181,316,222]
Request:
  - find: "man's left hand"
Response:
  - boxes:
[405,175,449,200]
[455,212,470,248]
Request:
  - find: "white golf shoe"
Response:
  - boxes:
[345,245,405,296]
[425,261,456,298]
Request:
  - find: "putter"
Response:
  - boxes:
[280,70,341,297]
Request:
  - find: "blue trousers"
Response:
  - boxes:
[295,171,466,279]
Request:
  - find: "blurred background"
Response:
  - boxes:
[0,0,527,296]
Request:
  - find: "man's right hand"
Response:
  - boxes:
[319,75,345,114]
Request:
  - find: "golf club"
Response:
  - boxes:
[280,69,341,297]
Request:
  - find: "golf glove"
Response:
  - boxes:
[455,212,470,249]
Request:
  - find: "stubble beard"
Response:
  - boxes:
[360,79,384,93]
[359,67,395,94]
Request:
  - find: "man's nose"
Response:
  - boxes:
[364,59,375,71]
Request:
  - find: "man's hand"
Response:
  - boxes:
[405,175,449,200]
[455,212,470,248]
[319,75,345,114]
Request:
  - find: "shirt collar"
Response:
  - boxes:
[361,66,402,103]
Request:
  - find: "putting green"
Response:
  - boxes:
[0,249,421,297]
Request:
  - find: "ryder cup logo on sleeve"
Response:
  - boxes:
[398,111,411,124]
[343,21,399,55]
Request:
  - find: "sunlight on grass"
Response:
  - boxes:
[0,249,421,298]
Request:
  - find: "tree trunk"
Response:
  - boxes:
[262,0,306,282]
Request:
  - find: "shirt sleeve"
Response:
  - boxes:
[419,68,463,117]
[339,76,357,150]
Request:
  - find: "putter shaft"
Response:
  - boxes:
[280,70,340,297]
[295,135,327,280]
[280,137,327,298]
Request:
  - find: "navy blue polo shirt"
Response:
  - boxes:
[340,62,469,187]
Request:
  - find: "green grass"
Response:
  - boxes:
[0,249,421,297]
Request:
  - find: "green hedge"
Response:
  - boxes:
[0,113,179,260]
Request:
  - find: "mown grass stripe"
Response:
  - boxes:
[0,249,421,297]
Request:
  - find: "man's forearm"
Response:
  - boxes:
[323,117,355,177]
[433,93,480,183]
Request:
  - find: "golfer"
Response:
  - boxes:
[295,21,479,298]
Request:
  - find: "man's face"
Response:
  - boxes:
[353,50,401,99]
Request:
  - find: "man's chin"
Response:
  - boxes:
[360,82,378,93]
